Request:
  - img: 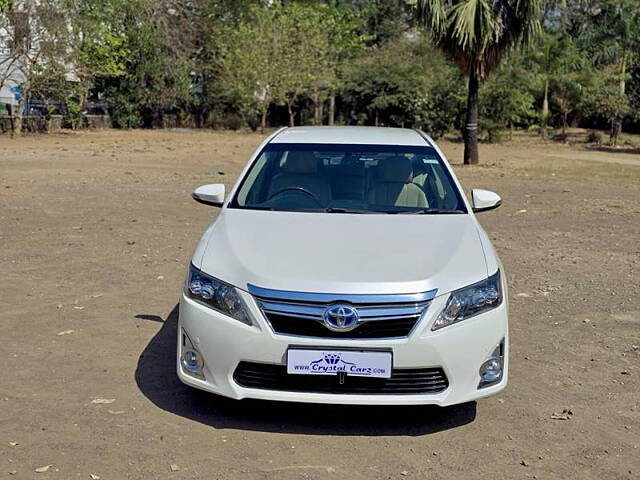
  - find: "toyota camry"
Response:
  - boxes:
[178,126,508,406]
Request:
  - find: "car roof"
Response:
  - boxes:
[270,126,430,147]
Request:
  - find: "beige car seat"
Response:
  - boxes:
[268,151,332,205]
[367,156,428,208]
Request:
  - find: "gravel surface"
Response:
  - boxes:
[1,130,639,479]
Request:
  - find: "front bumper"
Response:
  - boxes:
[177,290,508,406]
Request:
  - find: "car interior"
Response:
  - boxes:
[237,148,463,212]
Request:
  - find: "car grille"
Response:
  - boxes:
[249,285,436,339]
[233,362,449,395]
[265,313,418,338]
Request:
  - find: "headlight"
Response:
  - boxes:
[186,264,252,325]
[432,270,502,331]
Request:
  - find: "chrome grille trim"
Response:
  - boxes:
[259,299,428,322]
[247,284,437,305]
[248,285,437,338]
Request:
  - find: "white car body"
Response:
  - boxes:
[178,126,508,406]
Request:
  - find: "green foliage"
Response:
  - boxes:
[524,33,593,134]
[216,5,281,127]
[581,69,631,126]
[411,81,466,138]
[102,85,142,128]
[271,3,331,116]
[417,0,543,78]
[3,0,640,140]
[218,2,367,128]
[342,36,464,136]
[417,0,543,163]
[328,0,411,45]
[64,87,85,129]
[480,62,536,141]
[98,0,196,128]
[578,0,640,77]
[586,130,603,144]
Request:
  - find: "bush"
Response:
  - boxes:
[553,132,568,143]
[223,114,245,130]
[586,130,603,144]
[487,129,511,143]
[480,63,536,133]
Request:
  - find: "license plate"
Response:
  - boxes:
[287,349,392,379]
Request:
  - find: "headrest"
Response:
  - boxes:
[284,151,319,174]
[378,156,412,183]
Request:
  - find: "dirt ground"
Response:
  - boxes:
[1,129,639,480]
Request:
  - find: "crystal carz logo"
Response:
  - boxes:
[290,352,388,377]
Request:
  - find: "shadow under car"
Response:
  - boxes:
[134,305,477,436]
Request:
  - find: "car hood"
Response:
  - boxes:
[195,209,489,296]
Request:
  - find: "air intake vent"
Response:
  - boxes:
[234,362,449,394]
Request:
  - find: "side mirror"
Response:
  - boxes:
[192,184,226,207]
[472,189,502,213]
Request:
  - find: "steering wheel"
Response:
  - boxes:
[267,187,323,206]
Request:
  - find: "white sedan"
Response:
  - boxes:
[178,126,508,406]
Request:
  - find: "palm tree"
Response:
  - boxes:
[417,0,542,164]
[528,33,582,139]
[579,0,640,145]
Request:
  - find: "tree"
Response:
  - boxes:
[527,33,582,138]
[218,2,359,129]
[64,0,129,114]
[578,0,640,144]
[342,35,464,135]
[217,5,281,131]
[99,0,197,128]
[273,3,329,127]
[29,52,70,129]
[310,4,367,125]
[339,0,412,45]
[416,0,542,164]
[581,67,631,145]
[192,0,263,127]
[480,60,536,141]
[0,0,70,135]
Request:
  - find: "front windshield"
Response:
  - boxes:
[230,143,467,214]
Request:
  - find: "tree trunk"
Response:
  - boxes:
[374,111,379,126]
[328,93,335,126]
[318,100,324,126]
[260,107,267,133]
[541,78,549,139]
[613,55,626,145]
[464,74,479,165]
[620,55,626,95]
[78,86,89,130]
[44,100,51,132]
[7,104,15,136]
[287,100,294,127]
[610,119,621,146]
[312,90,320,125]
[13,95,25,136]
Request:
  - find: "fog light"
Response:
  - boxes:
[478,339,504,389]
[479,358,502,381]
[180,329,205,379]
[181,348,203,372]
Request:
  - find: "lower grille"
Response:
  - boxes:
[233,361,449,395]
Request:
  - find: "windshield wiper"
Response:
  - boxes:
[325,207,380,214]
[396,208,466,215]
